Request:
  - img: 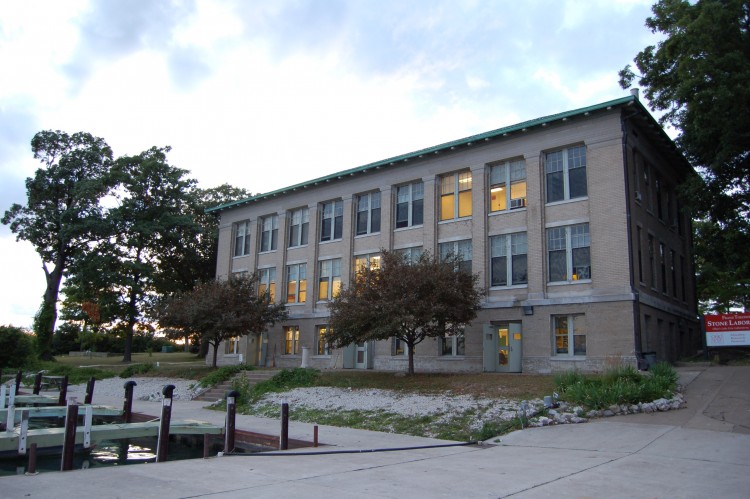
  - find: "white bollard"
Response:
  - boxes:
[301,347,310,368]
[0,384,6,410]
[83,405,93,449]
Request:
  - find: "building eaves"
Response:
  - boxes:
[207,94,656,214]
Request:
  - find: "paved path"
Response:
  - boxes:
[1,365,748,498]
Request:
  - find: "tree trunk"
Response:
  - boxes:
[37,261,65,360]
[122,287,139,363]
[407,345,415,375]
[211,340,220,368]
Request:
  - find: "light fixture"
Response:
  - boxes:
[523,305,534,316]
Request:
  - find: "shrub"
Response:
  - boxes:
[120,363,156,378]
[0,325,36,369]
[244,368,320,401]
[198,363,254,388]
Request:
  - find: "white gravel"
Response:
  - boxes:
[65,377,201,402]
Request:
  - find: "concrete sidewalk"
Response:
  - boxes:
[1,365,749,498]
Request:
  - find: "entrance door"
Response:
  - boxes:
[483,323,522,372]
[355,342,367,369]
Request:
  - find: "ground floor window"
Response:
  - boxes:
[316,325,331,355]
[440,332,465,356]
[284,326,300,355]
[225,336,240,354]
[553,315,586,356]
[392,337,409,356]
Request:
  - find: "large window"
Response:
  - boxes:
[356,192,381,235]
[545,145,587,203]
[490,233,528,286]
[660,242,667,293]
[284,326,300,355]
[547,223,590,282]
[258,267,276,301]
[286,263,307,303]
[318,259,342,301]
[439,240,472,274]
[316,325,331,356]
[553,315,586,356]
[233,221,251,257]
[648,234,656,288]
[440,171,472,221]
[260,215,278,252]
[396,246,423,264]
[440,331,465,356]
[354,253,381,274]
[490,160,527,211]
[320,200,343,242]
[395,181,424,228]
[288,208,309,248]
[225,336,240,354]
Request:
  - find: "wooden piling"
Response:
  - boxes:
[122,380,137,423]
[224,390,239,454]
[280,402,289,450]
[84,377,95,405]
[156,384,175,463]
[60,402,78,471]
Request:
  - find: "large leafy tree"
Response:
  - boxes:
[620,0,750,310]
[156,273,288,367]
[327,250,483,374]
[2,131,113,359]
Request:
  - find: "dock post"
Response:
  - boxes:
[33,372,43,395]
[5,405,14,432]
[61,401,79,471]
[83,405,93,449]
[14,369,22,395]
[156,384,175,463]
[26,443,38,475]
[122,380,137,423]
[203,434,211,459]
[1,383,6,410]
[84,377,96,405]
[57,375,69,406]
[314,424,318,447]
[224,390,239,454]
[280,402,289,450]
[18,410,29,454]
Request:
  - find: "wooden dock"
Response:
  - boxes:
[1,405,122,424]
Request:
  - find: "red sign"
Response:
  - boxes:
[705,312,750,347]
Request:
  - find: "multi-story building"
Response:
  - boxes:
[207,92,700,373]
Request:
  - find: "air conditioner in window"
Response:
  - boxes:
[635,191,643,202]
[510,198,526,209]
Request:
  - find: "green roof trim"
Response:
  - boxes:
[207,95,651,214]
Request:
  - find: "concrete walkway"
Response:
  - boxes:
[1,365,749,498]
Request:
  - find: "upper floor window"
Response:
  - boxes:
[440,171,472,221]
[320,200,343,242]
[288,208,309,248]
[396,246,423,265]
[547,223,590,282]
[286,263,307,303]
[490,160,526,211]
[260,215,278,252]
[318,258,342,301]
[545,145,587,203]
[395,181,424,228]
[354,253,381,274]
[439,239,472,274]
[258,267,276,301]
[356,192,381,235]
[233,221,251,257]
[490,233,528,287]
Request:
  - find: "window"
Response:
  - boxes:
[547,223,590,282]
[259,215,278,252]
[648,235,656,288]
[316,326,331,355]
[440,331,465,356]
[288,208,309,248]
[545,145,587,203]
[637,227,644,283]
[258,267,276,301]
[490,159,526,211]
[318,259,341,301]
[439,240,472,274]
[660,242,667,293]
[490,233,528,286]
[356,192,381,235]
[320,200,343,242]
[655,176,664,220]
[392,337,407,356]
[680,255,687,301]
[395,181,424,228]
[284,326,300,355]
[286,263,307,303]
[396,246,423,264]
[225,336,240,354]
[233,221,251,257]
[440,171,472,221]
[354,253,381,274]
[670,249,677,298]
[553,315,586,356]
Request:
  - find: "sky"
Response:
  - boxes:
[0,0,661,328]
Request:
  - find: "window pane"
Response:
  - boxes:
[572,247,591,280]
[456,335,465,355]
[490,185,507,211]
[371,207,381,233]
[569,165,587,198]
[396,202,408,228]
[554,316,568,354]
[490,164,506,185]
[510,180,526,202]
[491,256,507,286]
[356,211,367,235]
[549,250,567,282]
[413,198,423,225]
[512,254,528,285]
[318,279,329,300]
[546,171,564,202]
[440,193,455,221]
[458,190,472,217]
[300,222,308,245]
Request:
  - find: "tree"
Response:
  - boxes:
[2,131,113,359]
[620,0,750,311]
[0,325,35,370]
[327,250,484,374]
[156,273,288,367]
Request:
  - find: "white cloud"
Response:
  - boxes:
[0,236,43,328]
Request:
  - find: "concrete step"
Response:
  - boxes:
[193,369,278,402]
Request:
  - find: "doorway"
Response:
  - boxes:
[483,323,522,372]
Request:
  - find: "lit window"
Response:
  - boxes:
[320,200,343,242]
[545,145,587,203]
[316,325,331,355]
[233,221,251,257]
[259,215,278,252]
[318,259,342,301]
[354,253,381,275]
[356,192,381,235]
[393,337,408,356]
[490,160,526,211]
[395,181,424,228]
[490,233,527,286]
[553,315,586,356]
[284,326,300,355]
[288,208,309,248]
[286,263,307,303]
[440,171,472,221]
[439,240,472,274]
[225,336,240,354]
[547,223,590,282]
[258,267,276,301]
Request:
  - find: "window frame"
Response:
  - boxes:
[259,215,278,253]
[395,181,424,229]
[286,263,307,304]
[395,246,423,265]
[320,199,343,242]
[440,331,465,357]
[233,221,252,257]
[489,159,527,212]
[439,239,472,274]
[545,145,587,203]
[316,325,332,356]
[440,171,473,221]
[552,314,586,357]
[283,326,300,355]
[318,258,342,301]
[258,267,276,301]
[354,253,381,275]
[288,207,309,248]
[225,336,240,354]
[490,232,528,287]
[355,191,381,236]
[547,223,591,283]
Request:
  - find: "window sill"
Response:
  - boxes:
[287,244,309,250]
[232,254,251,259]
[354,232,381,239]
[281,354,301,357]
[438,217,472,225]
[545,196,589,207]
[489,284,528,291]
[394,225,423,233]
[285,302,306,307]
[488,207,527,217]
[319,239,343,245]
[312,355,331,358]
[551,356,586,361]
[437,356,465,361]
[547,279,592,286]
[258,250,277,255]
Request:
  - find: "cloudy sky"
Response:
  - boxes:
[0,0,660,328]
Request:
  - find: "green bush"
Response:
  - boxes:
[244,368,320,402]
[119,363,156,378]
[0,325,36,369]
[198,363,254,388]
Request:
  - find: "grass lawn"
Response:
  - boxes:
[48,351,214,381]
